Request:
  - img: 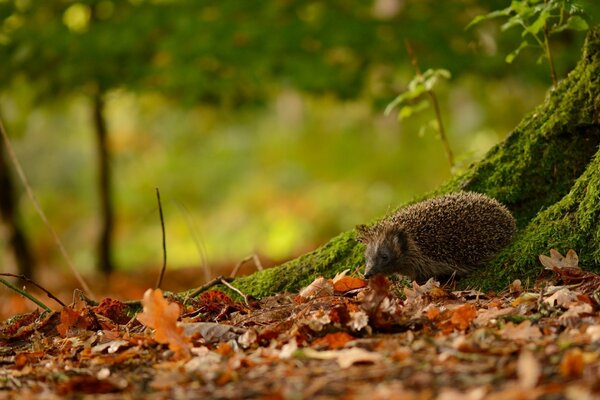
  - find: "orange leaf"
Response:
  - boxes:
[559,348,584,378]
[136,288,191,355]
[312,332,355,350]
[426,306,440,321]
[333,276,367,293]
[450,304,477,330]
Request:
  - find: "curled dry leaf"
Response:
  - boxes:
[333,276,367,293]
[297,277,334,300]
[560,348,584,378]
[501,320,541,341]
[517,349,541,389]
[544,287,578,308]
[450,304,477,331]
[303,347,382,369]
[136,288,191,355]
[539,249,579,270]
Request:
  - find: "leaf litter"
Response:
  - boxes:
[2,249,600,398]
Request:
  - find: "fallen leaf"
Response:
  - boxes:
[474,307,515,326]
[560,348,584,378]
[297,277,334,300]
[312,332,355,350]
[136,288,191,355]
[517,349,540,389]
[303,347,382,369]
[450,304,477,330]
[501,320,541,341]
[333,276,367,293]
[544,287,577,308]
[181,322,244,344]
[539,249,579,270]
[559,303,593,321]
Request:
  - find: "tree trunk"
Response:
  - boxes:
[93,92,115,275]
[0,122,36,279]
[221,26,600,298]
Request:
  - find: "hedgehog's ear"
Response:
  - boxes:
[392,229,408,252]
[355,224,371,243]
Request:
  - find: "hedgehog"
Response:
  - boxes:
[356,192,516,282]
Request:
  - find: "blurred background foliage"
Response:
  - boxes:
[0,0,598,281]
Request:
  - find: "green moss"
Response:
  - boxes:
[233,230,365,297]
[203,27,600,298]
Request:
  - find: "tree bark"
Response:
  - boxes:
[93,92,115,275]
[220,26,600,298]
[0,124,36,279]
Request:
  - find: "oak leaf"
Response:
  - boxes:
[136,288,191,355]
[559,348,584,378]
[450,304,477,330]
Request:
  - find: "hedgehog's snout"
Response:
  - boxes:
[363,261,377,279]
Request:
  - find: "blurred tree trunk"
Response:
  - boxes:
[218,26,600,298]
[93,92,115,275]
[0,121,36,278]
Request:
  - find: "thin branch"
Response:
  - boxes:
[0,277,51,312]
[230,253,264,278]
[186,275,233,300]
[219,278,250,307]
[154,188,167,289]
[543,22,558,87]
[0,117,94,298]
[404,40,454,169]
[0,273,66,307]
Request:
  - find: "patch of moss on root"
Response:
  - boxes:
[233,230,365,298]
[217,27,600,298]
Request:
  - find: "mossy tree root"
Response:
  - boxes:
[225,27,600,298]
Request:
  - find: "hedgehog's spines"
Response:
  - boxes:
[358,191,516,281]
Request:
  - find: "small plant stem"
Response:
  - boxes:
[0,117,94,299]
[544,0,557,87]
[404,40,454,169]
[0,277,51,312]
[154,188,167,290]
[543,25,558,87]
[0,273,66,307]
[230,254,264,278]
[427,91,454,168]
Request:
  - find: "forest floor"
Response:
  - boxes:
[1,249,600,399]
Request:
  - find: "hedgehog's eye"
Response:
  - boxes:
[380,253,389,261]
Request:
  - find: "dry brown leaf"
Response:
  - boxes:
[312,332,355,350]
[517,349,540,389]
[500,320,541,341]
[303,347,382,369]
[559,348,584,378]
[474,307,515,326]
[544,287,577,308]
[559,303,593,321]
[332,276,367,293]
[539,249,579,270]
[450,304,477,330]
[136,288,191,355]
[297,277,334,300]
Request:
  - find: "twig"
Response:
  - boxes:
[0,273,66,307]
[154,188,167,289]
[0,117,94,298]
[543,0,558,87]
[230,253,264,278]
[0,277,51,312]
[404,40,454,169]
[219,278,250,307]
[186,275,233,299]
